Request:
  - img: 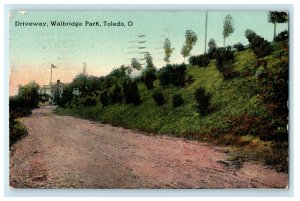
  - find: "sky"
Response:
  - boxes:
[9,11,288,95]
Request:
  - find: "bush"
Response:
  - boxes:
[194,87,211,115]
[215,47,237,80]
[100,91,109,106]
[245,29,272,57]
[144,69,157,90]
[110,85,123,104]
[233,42,245,51]
[158,64,187,87]
[189,54,210,67]
[124,81,140,105]
[172,94,184,107]
[9,118,28,147]
[84,97,96,106]
[274,30,288,42]
[152,91,165,106]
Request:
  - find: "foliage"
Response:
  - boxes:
[181,30,198,61]
[158,63,187,87]
[215,47,237,80]
[84,97,96,107]
[172,94,184,107]
[110,85,123,104]
[268,11,288,24]
[163,38,175,63]
[143,68,157,90]
[9,118,28,147]
[194,87,212,115]
[144,52,155,69]
[123,81,140,105]
[131,58,142,70]
[274,30,288,42]
[152,91,166,106]
[244,29,272,58]
[233,42,245,51]
[17,82,40,109]
[222,14,234,46]
[207,38,218,59]
[189,54,210,67]
[100,91,109,106]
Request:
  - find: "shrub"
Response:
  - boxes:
[274,30,288,42]
[152,91,165,106]
[9,118,28,147]
[110,85,123,104]
[144,69,157,90]
[189,54,210,67]
[158,64,187,87]
[215,47,237,80]
[124,81,140,105]
[172,94,184,107]
[100,91,109,106]
[207,38,218,59]
[233,42,245,51]
[84,97,96,106]
[245,29,272,57]
[194,87,211,115]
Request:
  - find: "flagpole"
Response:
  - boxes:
[50,65,53,85]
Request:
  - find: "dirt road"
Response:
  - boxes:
[10,106,288,188]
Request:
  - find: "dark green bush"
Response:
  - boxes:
[152,91,166,106]
[233,42,245,51]
[172,94,184,107]
[194,87,211,115]
[158,64,187,87]
[144,69,157,90]
[189,54,210,67]
[274,30,288,42]
[124,81,140,105]
[215,47,237,80]
[9,118,28,147]
[245,30,272,57]
[100,91,109,106]
[110,85,123,104]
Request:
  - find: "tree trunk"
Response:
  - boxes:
[223,36,225,47]
[273,23,277,40]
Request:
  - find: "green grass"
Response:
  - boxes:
[55,41,288,172]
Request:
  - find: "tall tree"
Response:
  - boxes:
[144,52,155,69]
[181,30,198,62]
[163,38,175,63]
[268,11,288,39]
[222,14,234,47]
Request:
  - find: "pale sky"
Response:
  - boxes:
[9,11,288,95]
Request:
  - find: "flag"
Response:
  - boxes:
[51,64,57,68]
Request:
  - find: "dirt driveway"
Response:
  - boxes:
[9,106,288,188]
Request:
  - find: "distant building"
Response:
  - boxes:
[39,80,64,104]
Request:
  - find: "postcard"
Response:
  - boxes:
[9,10,289,189]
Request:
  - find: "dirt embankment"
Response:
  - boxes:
[10,106,288,188]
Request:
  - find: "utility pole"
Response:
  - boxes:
[204,11,208,54]
[83,62,87,76]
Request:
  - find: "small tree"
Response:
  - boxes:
[181,30,198,62]
[110,85,123,104]
[207,38,217,59]
[268,11,288,39]
[163,38,175,63]
[124,81,140,105]
[144,68,157,90]
[131,58,142,70]
[222,14,234,47]
[144,52,155,69]
[194,87,211,115]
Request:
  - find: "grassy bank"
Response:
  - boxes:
[55,41,288,172]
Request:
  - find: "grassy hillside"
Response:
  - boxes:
[55,40,288,172]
